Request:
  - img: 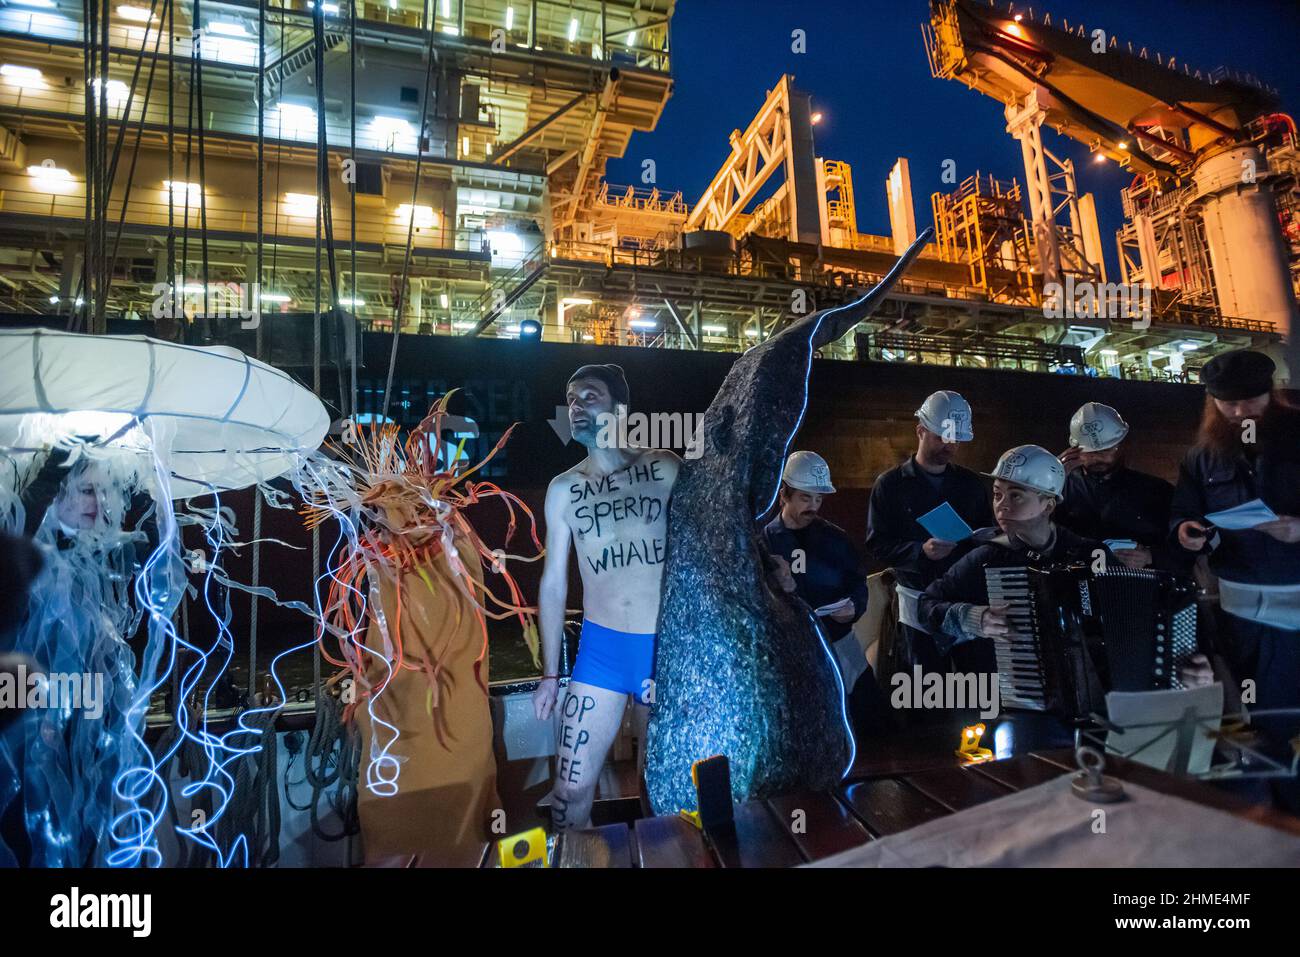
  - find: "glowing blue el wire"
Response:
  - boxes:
[283,454,402,797]
[108,445,435,867]
[751,295,868,779]
[170,484,253,866]
[108,445,185,866]
[112,474,268,868]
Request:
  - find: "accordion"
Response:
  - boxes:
[983,564,1199,722]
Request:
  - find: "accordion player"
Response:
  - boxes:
[984,563,1200,722]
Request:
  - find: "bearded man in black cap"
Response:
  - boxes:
[1171,349,1300,808]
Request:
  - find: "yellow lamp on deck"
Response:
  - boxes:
[956,723,994,764]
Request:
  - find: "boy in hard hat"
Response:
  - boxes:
[762,451,893,736]
[917,445,1111,681]
[532,364,681,832]
[1055,402,1176,571]
[866,390,993,679]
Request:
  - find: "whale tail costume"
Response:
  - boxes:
[645,229,933,813]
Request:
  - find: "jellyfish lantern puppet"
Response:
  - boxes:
[0,328,329,867]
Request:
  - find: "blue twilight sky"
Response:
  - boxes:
[605,0,1300,280]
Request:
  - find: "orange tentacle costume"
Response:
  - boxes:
[302,393,542,864]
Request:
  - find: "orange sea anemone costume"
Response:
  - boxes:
[302,393,542,864]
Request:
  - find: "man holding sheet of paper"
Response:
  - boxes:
[762,451,893,736]
[1054,402,1178,572]
[865,390,993,681]
[1169,349,1300,811]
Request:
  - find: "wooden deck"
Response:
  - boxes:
[391,717,1300,868]
[545,748,1300,868]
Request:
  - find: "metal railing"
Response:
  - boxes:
[0,174,491,253]
[0,0,672,74]
[595,182,687,214]
[0,71,458,162]
[455,240,546,329]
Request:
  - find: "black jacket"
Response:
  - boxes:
[865,456,993,590]
[1056,466,1180,570]
[917,525,1108,657]
[1169,405,1300,586]
[762,515,868,643]
[20,451,71,538]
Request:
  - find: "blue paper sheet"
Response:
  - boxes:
[916,501,974,542]
[1205,498,1279,531]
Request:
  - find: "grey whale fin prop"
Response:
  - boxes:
[645,228,934,814]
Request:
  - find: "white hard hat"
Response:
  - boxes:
[915,390,974,442]
[984,445,1066,498]
[782,450,836,494]
[1069,402,1130,452]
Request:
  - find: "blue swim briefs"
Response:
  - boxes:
[570,619,656,699]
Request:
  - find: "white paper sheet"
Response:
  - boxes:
[831,633,868,693]
[895,584,925,631]
[1219,578,1300,630]
[1105,685,1223,775]
[814,596,855,617]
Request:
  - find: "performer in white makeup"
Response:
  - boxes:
[2,437,162,866]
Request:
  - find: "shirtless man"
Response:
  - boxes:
[532,364,680,831]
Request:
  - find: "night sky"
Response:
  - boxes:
[605,0,1300,281]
